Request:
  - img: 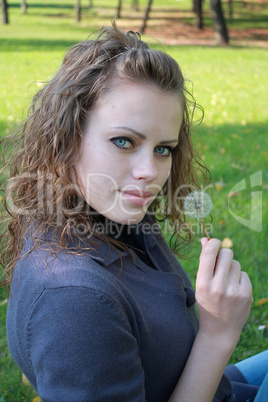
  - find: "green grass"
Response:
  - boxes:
[0,0,268,399]
[0,291,39,400]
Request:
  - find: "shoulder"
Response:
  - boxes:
[11,231,134,315]
[8,242,145,400]
[8,233,138,358]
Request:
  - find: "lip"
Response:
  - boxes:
[122,190,153,197]
[120,190,153,206]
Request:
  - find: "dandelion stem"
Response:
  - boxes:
[202,218,210,240]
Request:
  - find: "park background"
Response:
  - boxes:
[0,0,267,399]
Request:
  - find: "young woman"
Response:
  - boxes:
[1,23,267,401]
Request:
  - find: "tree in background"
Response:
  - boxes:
[192,0,229,44]
[1,0,9,24]
[117,0,139,17]
[140,0,153,33]
[132,0,139,11]
[21,0,27,14]
[193,0,203,29]
[140,0,228,45]
[210,0,229,44]
[0,0,229,44]
[117,0,123,18]
[228,0,233,20]
[75,0,81,21]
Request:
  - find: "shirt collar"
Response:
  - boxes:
[87,214,159,267]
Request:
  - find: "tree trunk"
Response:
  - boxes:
[1,0,9,24]
[21,0,27,14]
[75,0,81,22]
[193,0,203,29]
[140,0,153,34]
[210,0,229,45]
[228,0,233,20]
[117,0,123,18]
[132,0,139,11]
[89,0,93,8]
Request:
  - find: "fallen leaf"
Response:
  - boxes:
[215,183,223,190]
[0,298,8,306]
[32,397,41,402]
[22,373,30,386]
[228,191,240,198]
[218,220,225,224]
[231,162,245,171]
[221,237,233,248]
[256,298,268,306]
[220,148,225,154]
[215,179,226,190]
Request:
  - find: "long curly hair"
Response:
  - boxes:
[0,22,209,288]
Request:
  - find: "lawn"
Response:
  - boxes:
[0,0,267,399]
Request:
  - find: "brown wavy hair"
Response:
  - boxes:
[0,22,209,288]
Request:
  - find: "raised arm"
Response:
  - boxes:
[169,238,253,402]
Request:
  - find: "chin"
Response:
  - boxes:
[103,211,147,226]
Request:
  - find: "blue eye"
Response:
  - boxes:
[155,146,172,157]
[112,137,133,150]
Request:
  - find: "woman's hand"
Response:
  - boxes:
[169,238,253,401]
[196,238,253,347]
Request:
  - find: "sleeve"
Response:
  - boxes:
[27,287,146,402]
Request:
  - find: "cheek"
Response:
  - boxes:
[82,172,119,198]
[158,162,172,191]
[160,160,172,180]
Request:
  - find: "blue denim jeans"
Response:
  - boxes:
[237,350,268,402]
[236,350,268,387]
[254,372,268,402]
[225,350,268,402]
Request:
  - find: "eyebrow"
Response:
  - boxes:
[112,126,179,145]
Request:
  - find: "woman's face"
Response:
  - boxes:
[76,81,183,225]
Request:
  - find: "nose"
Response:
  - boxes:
[131,153,158,182]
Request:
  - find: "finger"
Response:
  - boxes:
[198,238,222,281]
[200,237,209,249]
[240,271,253,296]
[228,260,241,282]
[213,248,234,280]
